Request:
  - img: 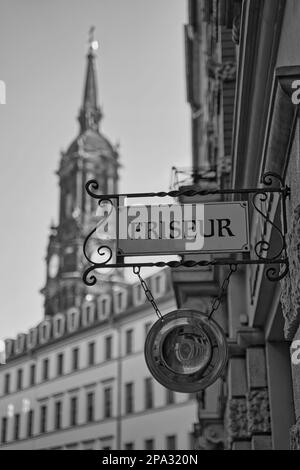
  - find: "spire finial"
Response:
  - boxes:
[78,27,102,132]
[88,26,98,53]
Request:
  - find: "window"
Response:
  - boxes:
[83,440,95,450]
[153,274,165,296]
[17,369,23,390]
[4,373,10,394]
[86,392,95,422]
[30,364,36,386]
[66,443,78,450]
[104,335,112,360]
[166,435,177,450]
[117,291,123,309]
[102,298,107,312]
[134,284,143,303]
[1,417,7,443]
[125,329,133,354]
[70,396,78,426]
[42,358,49,381]
[57,353,64,376]
[125,442,134,450]
[145,439,154,450]
[104,387,112,418]
[125,382,134,414]
[40,405,47,433]
[55,401,62,430]
[99,296,111,319]
[72,348,79,371]
[144,377,153,409]
[27,410,34,437]
[166,388,174,405]
[144,322,152,338]
[14,413,20,440]
[189,432,195,450]
[88,342,95,366]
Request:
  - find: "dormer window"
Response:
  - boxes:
[97,295,111,321]
[113,289,127,314]
[152,272,166,297]
[132,283,144,306]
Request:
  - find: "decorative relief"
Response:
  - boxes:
[217,62,236,82]
[290,418,300,450]
[196,423,225,451]
[232,14,241,45]
[193,415,225,451]
[280,204,300,340]
[218,155,232,176]
[246,389,271,434]
[226,398,250,441]
[206,59,236,82]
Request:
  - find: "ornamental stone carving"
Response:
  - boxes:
[218,62,236,82]
[196,423,225,451]
[280,204,300,340]
[246,389,271,434]
[232,14,241,45]
[290,418,300,450]
[226,398,250,441]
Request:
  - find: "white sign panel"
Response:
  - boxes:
[96,201,250,256]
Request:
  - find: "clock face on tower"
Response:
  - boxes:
[49,254,60,278]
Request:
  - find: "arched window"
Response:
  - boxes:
[151,272,166,297]
[132,284,144,306]
[81,301,96,327]
[97,295,112,321]
[66,308,80,333]
[113,289,128,314]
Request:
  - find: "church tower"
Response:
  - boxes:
[42,30,122,318]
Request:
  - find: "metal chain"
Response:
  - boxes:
[133,267,164,321]
[208,264,237,319]
[133,264,237,322]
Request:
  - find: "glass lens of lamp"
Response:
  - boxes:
[161,325,211,375]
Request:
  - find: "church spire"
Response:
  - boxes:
[78,27,102,132]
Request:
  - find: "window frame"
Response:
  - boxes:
[125,382,134,414]
[86,391,95,422]
[125,329,133,355]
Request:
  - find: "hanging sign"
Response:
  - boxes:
[96,200,250,256]
[144,309,228,392]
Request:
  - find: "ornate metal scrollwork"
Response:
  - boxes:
[252,190,285,261]
[83,193,116,285]
[82,172,290,285]
[261,171,285,188]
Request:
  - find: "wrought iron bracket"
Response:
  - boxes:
[82,172,290,286]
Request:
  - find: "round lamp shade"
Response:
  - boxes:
[144,309,228,392]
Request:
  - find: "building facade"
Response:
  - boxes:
[0,41,210,450]
[0,272,201,450]
[174,0,300,450]
[170,0,237,450]
[226,0,299,450]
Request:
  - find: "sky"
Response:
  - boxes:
[0,0,191,340]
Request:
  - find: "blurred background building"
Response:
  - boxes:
[0,38,221,451]
[2,0,300,452]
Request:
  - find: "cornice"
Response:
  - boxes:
[232,0,286,188]
[260,66,300,178]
